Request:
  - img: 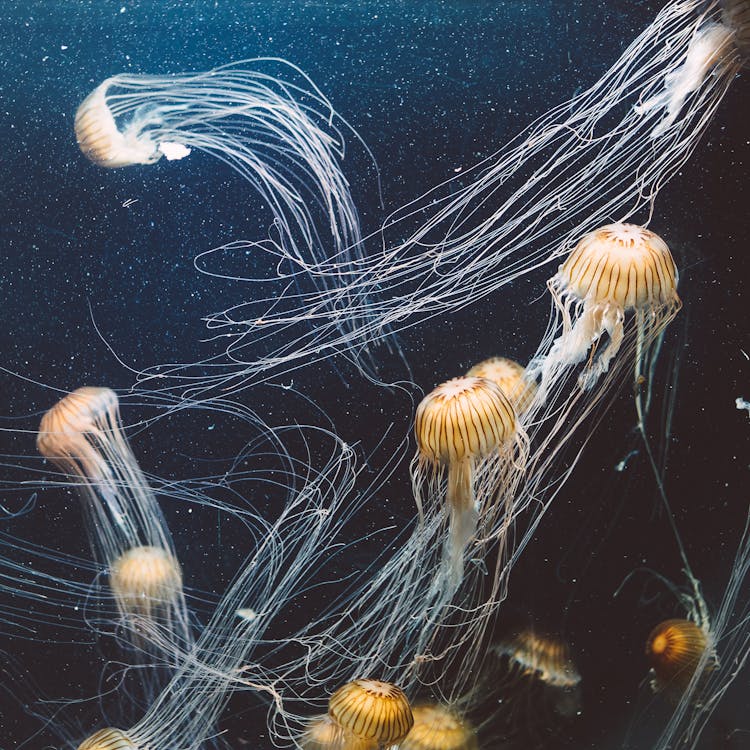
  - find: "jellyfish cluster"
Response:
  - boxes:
[2,1,749,749]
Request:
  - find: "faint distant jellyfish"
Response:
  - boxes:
[413,376,526,589]
[37,387,189,648]
[466,357,537,414]
[539,223,680,394]
[301,714,376,750]
[400,704,477,750]
[645,618,716,699]
[482,628,582,745]
[328,679,414,748]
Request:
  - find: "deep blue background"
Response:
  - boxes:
[0,1,748,748]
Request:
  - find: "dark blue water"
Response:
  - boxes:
[0,1,748,748]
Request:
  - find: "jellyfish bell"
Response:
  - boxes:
[77,728,137,750]
[75,81,164,168]
[328,679,414,747]
[465,357,536,414]
[645,618,716,699]
[413,376,525,589]
[110,545,183,623]
[400,704,477,750]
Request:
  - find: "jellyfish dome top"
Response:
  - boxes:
[465,357,537,414]
[328,679,414,747]
[110,545,183,619]
[646,618,716,697]
[77,728,137,750]
[723,0,750,61]
[400,704,478,750]
[37,386,118,461]
[413,376,526,590]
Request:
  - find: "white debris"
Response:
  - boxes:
[159,142,191,161]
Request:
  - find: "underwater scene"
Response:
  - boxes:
[0,0,748,748]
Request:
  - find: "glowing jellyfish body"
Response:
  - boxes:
[466,357,536,413]
[328,679,414,747]
[400,705,477,750]
[414,376,524,589]
[540,223,680,392]
[646,618,715,697]
[110,545,183,627]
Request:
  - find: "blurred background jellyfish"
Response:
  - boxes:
[471,626,582,748]
[400,704,477,750]
[465,358,537,414]
[413,376,527,591]
[36,387,190,651]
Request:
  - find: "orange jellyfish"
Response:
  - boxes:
[646,618,715,699]
[413,376,527,590]
[328,679,414,748]
[466,357,537,414]
[542,223,680,392]
[400,704,477,750]
[77,728,137,750]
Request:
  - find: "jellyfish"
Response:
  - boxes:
[473,627,582,747]
[74,59,360,258]
[537,223,680,394]
[36,387,190,650]
[646,618,716,699]
[77,728,137,750]
[328,679,414,748]
[301,714,376,750]
[400,704,477,750]
[74,60,383,389]
[413,376,527,591]
[465,357,537,414]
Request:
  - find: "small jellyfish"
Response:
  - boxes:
[110,545,183,627]
[301,714,376,750]
[400,704,477,750]
[413,376,526,589]
[646,618,716,698]
[328,679,414,747]
[466,357,537,414]
[77,728,137,750]
[540,223,680,392]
